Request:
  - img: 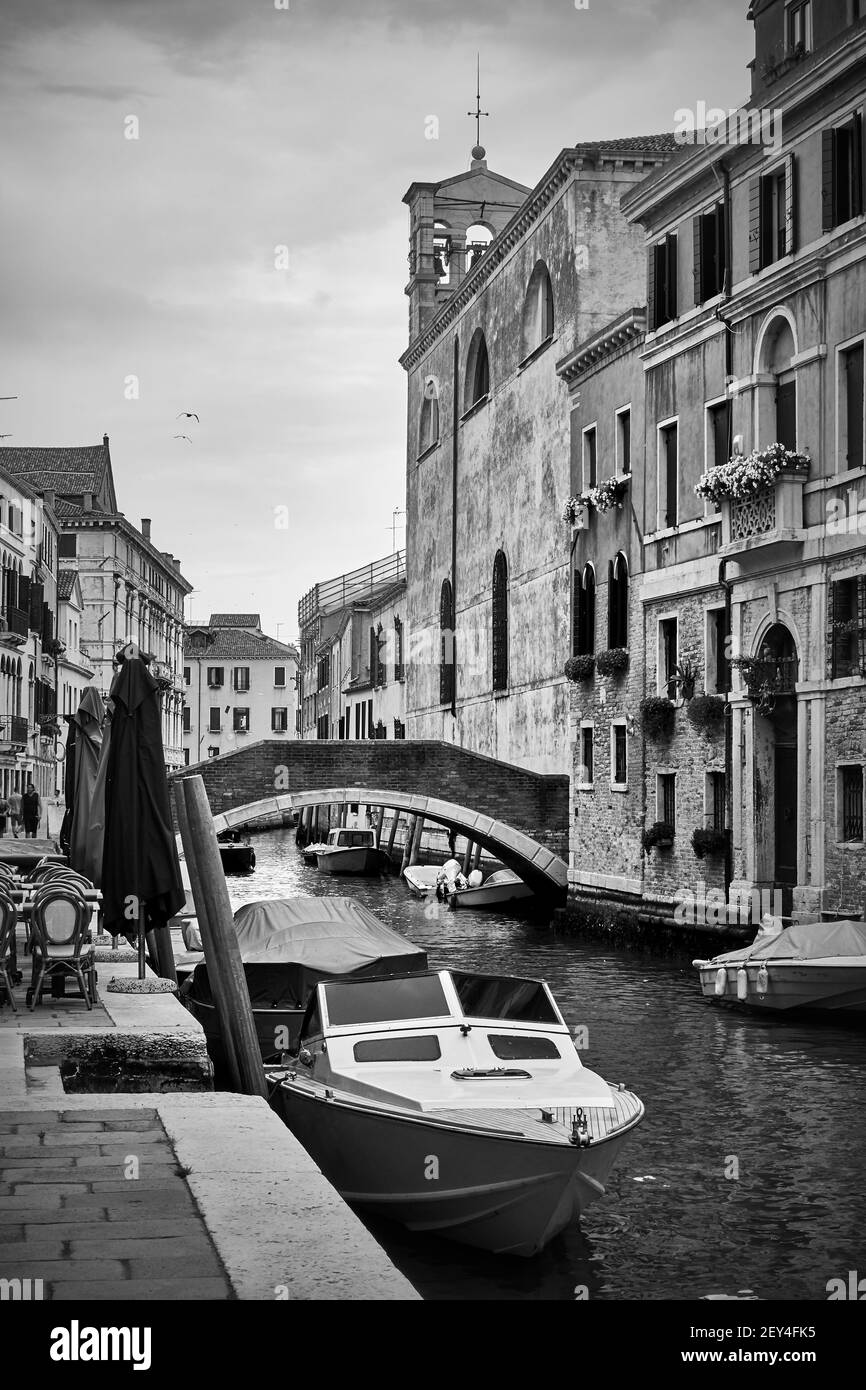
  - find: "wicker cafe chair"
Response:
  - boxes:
[27,887,95,1011]
[0,891,18,1012]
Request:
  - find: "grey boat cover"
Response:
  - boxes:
[185,897,426,1010]
[711,919,866,966]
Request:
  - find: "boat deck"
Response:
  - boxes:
[431,1089,642,1144]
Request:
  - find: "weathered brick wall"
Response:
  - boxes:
[170,739,569,859]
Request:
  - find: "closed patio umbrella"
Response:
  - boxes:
[102,650,184,977]
[68,687,104,879]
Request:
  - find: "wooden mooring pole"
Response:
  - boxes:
[400,815,417,873]
[462,838,474,875]
[174,777,267,1098]
[409,816,424,866]
[385,810,400,867]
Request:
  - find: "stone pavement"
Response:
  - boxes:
[0,1107,232,1299]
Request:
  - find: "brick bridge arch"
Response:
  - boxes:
[171,740,569,899]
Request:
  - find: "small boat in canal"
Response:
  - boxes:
[693,918,866,1015]
[217,829,256,874]
[181,896,427,1069]
[448,868,534,909]
[402,864,440,897]
[270,968,644,1257]
[316,827,385,876]
[301,841,330,865]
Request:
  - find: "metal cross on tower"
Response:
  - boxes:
[467,54,489,147]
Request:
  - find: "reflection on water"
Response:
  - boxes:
[225,829,866,1301]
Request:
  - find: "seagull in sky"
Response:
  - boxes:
[174,434,192,442]
[176,411,199,422]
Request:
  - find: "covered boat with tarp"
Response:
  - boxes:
[693,919,866,1014]
[181,896,427,1070]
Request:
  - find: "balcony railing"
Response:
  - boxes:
[4,606,30,639]
[720,469,806,556]
[734,655,798,713]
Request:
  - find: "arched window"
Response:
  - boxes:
[608,553,629,649]
[418,379,440,454]
[464,328,490,412]
[572,563,596,656]
[492,551,508,692]
[520,261,555,360]
[465,222,493,271]
[440,579,455,706]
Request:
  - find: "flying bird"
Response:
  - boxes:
[176,411,199,422]
[174,434,192,442]
[0,434,12,439]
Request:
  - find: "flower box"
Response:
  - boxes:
[565,655,595,682]
[640,695,675,739]
[642,822,675,854]
[596,647,629,678]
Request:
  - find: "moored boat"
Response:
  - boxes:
[316,827,385,876]
[402,864,441,898]
[181,896,427,1071]
[693,918,866,1015]
[449,868,534,909]
[270,967,643,1256]
[301,841,330,865]
[217,830,256,874]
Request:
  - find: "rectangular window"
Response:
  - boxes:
[394,618,405,680]
[183,666,191,685]
[182,707,191,733]
[830,576,866,677]
[839,765,864,841]
[752,160,795,271]
[660,616,678,699]
[612,724,627,787]
[694,202,727,304]
[233,667,250,693]
[207,667,224,688]
[579,726,593,786]
[272,708,288,732]
[355,704,361,739]
[617,407,631,475]
[658,773,676,828]
[208,707,221,733]
[583,425,597,490]
[708,770,726,831]
[788,0,812,53]
[708,400,731,472]
[367,698,373,737]
[706,607,729,695]
[233,708,249,733]
[840,341,865,470]
[183,749,190,766]
[649,232,678,330]
[59,534,77,558]
[659,421,678,528]
[274,666,286,688]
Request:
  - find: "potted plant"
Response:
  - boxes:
[596,647,630,678]
[561,495,590,527]
[642,821,675,853]
[564,654,595,682]
[686,694,727,731]
[585,476,630,513]
[691,827,729,859]
[639,695,676,738]
[672,660,697,701]
[694,442,809,509]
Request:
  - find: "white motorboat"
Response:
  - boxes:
[301,841,330,865]
[402,864,441,898]
[449,868,534,909]
[693,918,866,1015]
[316,828,386,876]
[270,967,644,1257]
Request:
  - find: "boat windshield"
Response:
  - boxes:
[451,971,560,1024]
[330,830,374,847]
[323,973,451,1027]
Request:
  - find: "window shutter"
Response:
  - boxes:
[859,576,866,676]
[784,153,797,256]
[18,574,31,615]
[572,569,581,656]
[646,248,656,331]
[28,579,42,629]
[821,129,835,232]
[854,112,864,218]
[42,602,53,646]
[666,233,678,320]
[693,215,704,305]
[748,176,762,273]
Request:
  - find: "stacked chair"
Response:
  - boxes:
[24,860,98,1011]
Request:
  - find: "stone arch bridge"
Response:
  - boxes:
[170,740,569,900]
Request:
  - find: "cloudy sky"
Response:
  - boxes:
[1,0,750,641]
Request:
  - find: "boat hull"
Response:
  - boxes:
[273,1077,641,1257]
[317,847,385,875]
[449,880,534,909]
[219,845,256,874]
[187,996,302,1071]
[697,961,866,1014]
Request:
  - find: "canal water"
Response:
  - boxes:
[225,828,866,1302]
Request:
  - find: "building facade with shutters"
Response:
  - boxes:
[297,553,407,742]
[183,614,299,764]
[559,0,866,925]
[1,437,194,772]
[0,463,63,803]
[400,136,677,775]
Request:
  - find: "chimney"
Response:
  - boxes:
[83,493,93,512]
[141,518,151,542]
[103,434,109,447]
[43,488,55,511]
[172,559,181,572]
